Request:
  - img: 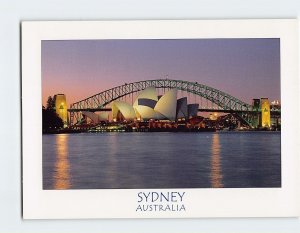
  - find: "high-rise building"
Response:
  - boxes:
[54,94,68,127]
[260,98,271,128]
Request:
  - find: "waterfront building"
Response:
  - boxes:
[54,94,68,127]
[110,87,199,122]
[260,98,271,128]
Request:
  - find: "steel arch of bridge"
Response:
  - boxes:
[69,79,253,125]
[70,79,252,110]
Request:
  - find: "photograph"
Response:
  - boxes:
[22,19,299,219]
[41,38,281,190]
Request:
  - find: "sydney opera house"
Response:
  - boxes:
[111,87,198,122]
[82,87,199,124]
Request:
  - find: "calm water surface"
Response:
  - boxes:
[43,132,281,189]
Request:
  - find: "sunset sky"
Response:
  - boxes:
[42,39,280,107]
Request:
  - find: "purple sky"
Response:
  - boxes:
[42,39,280,106]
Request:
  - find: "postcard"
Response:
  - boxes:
[22,19,299,218]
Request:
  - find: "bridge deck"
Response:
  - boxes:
[68,108,280,114]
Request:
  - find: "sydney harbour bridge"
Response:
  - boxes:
[67,79,281,129]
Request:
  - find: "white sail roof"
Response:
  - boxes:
[98,112,109,121]
[134,105,157,120]
[82,111,100,123]
[112,101,136,121]
[154,89,177,121]
[133,87,158,106]
[176,97,188,119]
[82,111,108,123]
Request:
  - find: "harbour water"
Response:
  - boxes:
[43,131,281,189]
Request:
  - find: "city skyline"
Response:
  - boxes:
[42,38,280,106]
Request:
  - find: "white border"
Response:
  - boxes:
[22,19,299,219]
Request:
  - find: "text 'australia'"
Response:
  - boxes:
[136,191,186,212]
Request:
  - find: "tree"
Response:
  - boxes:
[43,96,64,133]
[42,108,64,132]
[46,96,55,111]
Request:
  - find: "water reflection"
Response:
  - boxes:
[210,133,224,188]
[43,132,281,189]
[107,134,118,186]
[54,134,71,189]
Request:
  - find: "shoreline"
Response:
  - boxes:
[42,128,280,135]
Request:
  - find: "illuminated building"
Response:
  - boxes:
[81,87,200,123]
[54,94,68,127]
[110,87,199,122]
[260,98,271,128]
